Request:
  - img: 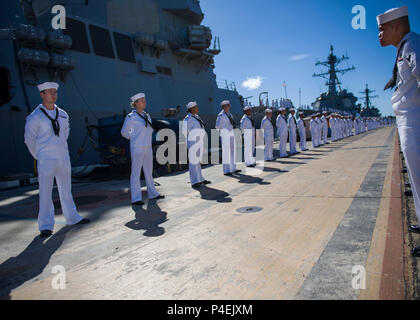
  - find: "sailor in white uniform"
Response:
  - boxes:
[240,105,256,167]
[321,111,328,144]
[121,93,164,205]
[276,107,288,157]
[316,113,323,145]
[215,100,241,176]
[338,115,344,140]
[297,112,307,151]
[354,117,359,135]
[288,108,298,154]
[261,109,274,161]
[24,82,89,237]
[310,114,319,147]
[377,6,420,256]
[330,114,336,142]
[182,101,211,188]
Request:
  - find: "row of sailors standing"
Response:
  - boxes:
[309,112,328,147]
[260,107,307,161]
[23,82,392,238]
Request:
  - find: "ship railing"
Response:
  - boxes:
[216,79,237,92]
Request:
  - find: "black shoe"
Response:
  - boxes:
[132,200,145,206]
[192,183,202,188]
[246,164,256,167]
[201,180,211,185]
[150,195,165,200]
[224,172,233,176]
[409,225,420,234]
[40,230,53,238]
[76,218,90,225]
[405,190,413,196]
[234,169,242,173]
[411,246,420,257]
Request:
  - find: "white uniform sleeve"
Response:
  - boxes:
[24,114,39,159]
[121,115,133,140]
[63,112,70,140]
[215,114,222,130]
[182,118,188,138]
[406,39,419,86]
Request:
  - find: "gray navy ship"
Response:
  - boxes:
[0,0,244,176]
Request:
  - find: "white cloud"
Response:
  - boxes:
[241,76,263,90]
[289,54,310,61]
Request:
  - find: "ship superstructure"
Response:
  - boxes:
[0,0,242,175]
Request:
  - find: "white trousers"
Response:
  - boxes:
[221,134,237,174]
[278,130,288,157]
[130,147,160,202]
[317,128,322,145]
[399,125,420,222]
[299,129,306,150]
[323,126,328,143]
[37,158,82,231]
[311,131,318,147]
[187,140,205,185]
[243,129,256,166]
[264,135,274,160]
[289,128,297,154]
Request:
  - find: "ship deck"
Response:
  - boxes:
[0,126,409,299]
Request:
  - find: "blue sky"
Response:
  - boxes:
[201,0,420,116]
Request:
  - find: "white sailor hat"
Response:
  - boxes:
[130,92,145,103]
[298,112,304,115]
[377,6,408,25]
[265,108,272,113]
[243,105,252,111]
[221,100,230,107]
[322,111,328,114]
[289,108,295,112]
[37,82,59,92]
[279,107,286,111]
[186,101,198,109]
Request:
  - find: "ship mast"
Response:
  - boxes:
[358,84,380,116]
[359,83,378,110]
[312,45,355,96]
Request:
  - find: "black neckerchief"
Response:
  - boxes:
[136,111,154,129]
[300,118,306,127]
[247,115,255,128]
[40,107,60,136]
[290,115,297,125]
[224,111,236,128]
[384,39,407,91]
[191,113,205,128]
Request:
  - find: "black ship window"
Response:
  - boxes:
[0,67,11,106]
[156,66,172,76]
[113,32,135,63]
[63,18,90,53]
[89,25,115,59]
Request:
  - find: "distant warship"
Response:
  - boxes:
[311,45,358,116]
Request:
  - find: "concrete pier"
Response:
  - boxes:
[0,126,407,299]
